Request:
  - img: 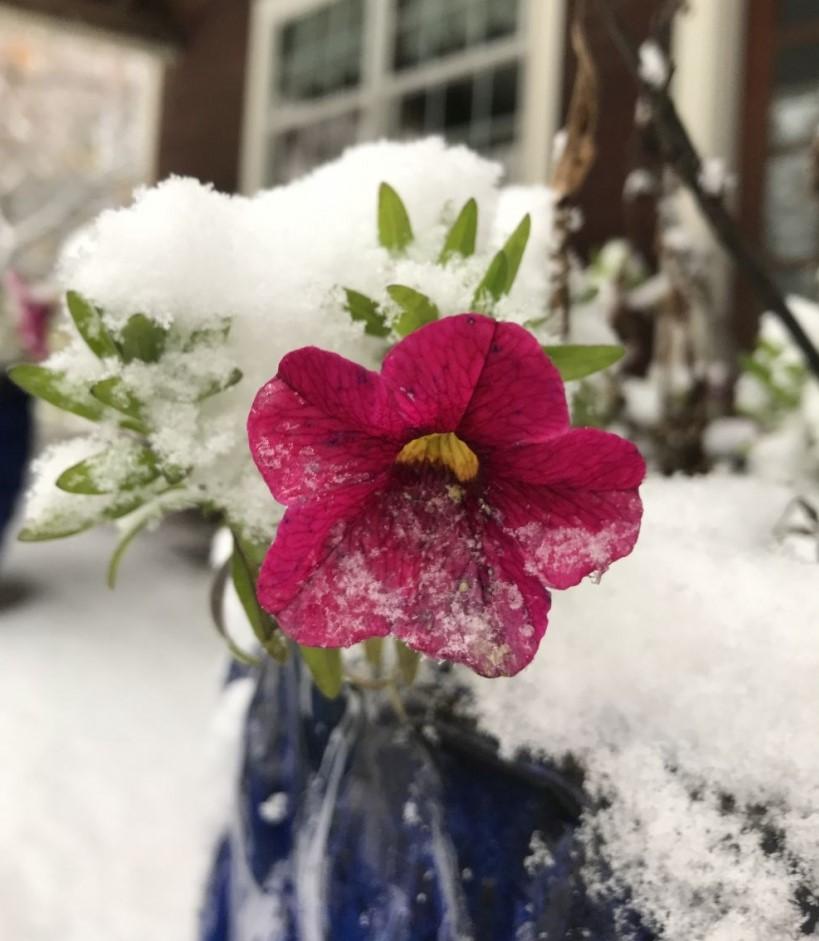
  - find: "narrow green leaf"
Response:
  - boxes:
[107,514,153,588]
[364,637,384,670]
[500,214,531,292]
[184,318,232,351]
[197,367,243,401]
[208,558,262,667]
[231,538,288,662]
[542,344,625,382]
[17,490,148,543]
[7,364,106,422]
[344,288,390,338]
[90,377,144,422]
[471,252,509,312]
[378,182,413,254]
[299,645,343,699]
[18,518,97,542]
[116,314,168,364]
[56,447,159,496]
[66,291,119,359]
[394,639,421,686]
[387,284,440,336]
[439,198,478,264]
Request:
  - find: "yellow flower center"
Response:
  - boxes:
[395,432,479,482]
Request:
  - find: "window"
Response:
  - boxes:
[243,0,565,191]
[761,4,819,299]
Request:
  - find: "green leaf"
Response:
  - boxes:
[116,314,168,363]
[17,490,149,543]
[542,344,625,382]
[90,377,144,422]
[471,251,509,312]
[364,637,384,670]
[184,318,232,351]
[7,364,106,422]
[500,214,531,292]
[378,182,413,254]
[107,514,152,588]
[231,538,287,662]
[439,198,478,263]
[208,558,262,667]
[299,646,343,699]
[197,367,243,401]
[66,291,119,359]
[395,639,420,686]
[387,284,440,336]
[344,288,390,338]
[56,447,159,496]
[18,518,97,542]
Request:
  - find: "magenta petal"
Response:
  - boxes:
[258,473,550,676]
[381,314,497,431]
[457,321,570,448]
[487,427,646,489]
[487,429,645,590]
[248,348,401,505]
[256,479,391,646]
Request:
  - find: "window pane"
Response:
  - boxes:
[780,0,819,25]
[393,0,520,72]
[769,86,819,149]
[764,150,819,263]
[390,62,520,165]
[774,42,819,88]
[269,111,359,184]
[276,0,364,102]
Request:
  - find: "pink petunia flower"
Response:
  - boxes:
[248,314,645,677]
[4,270,53,361]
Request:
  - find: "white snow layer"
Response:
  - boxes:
[467,475,819,940]
[37,139,557,544]
[0,524,233,941]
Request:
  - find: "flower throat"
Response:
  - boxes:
[396,432,478,482]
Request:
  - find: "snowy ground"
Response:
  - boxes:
[0,520,228,941]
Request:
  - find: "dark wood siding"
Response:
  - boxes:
[562,0,666,262]
[156,0,251,193]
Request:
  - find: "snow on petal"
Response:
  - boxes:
[260,473,550,676]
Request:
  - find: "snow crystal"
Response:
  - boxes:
[259,792,290,824]
[703,416,757,459]
[638,41,669,88]
[623,168,657,200]
[698,157,735,198]
[464,475,819,940]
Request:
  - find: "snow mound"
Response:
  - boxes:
[28,139,557,545]
[467,475,819,940]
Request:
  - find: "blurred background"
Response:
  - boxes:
[0,1,817,939]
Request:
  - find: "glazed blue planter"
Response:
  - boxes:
[200,657,652,941]
[0,376,31,553]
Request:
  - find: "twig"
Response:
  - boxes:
[592,0,819,380]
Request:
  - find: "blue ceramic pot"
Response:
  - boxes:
[0,376,31,553]
[200,657,652,941]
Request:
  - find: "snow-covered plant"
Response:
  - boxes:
[8,140,637,690]
[737,296,819,485]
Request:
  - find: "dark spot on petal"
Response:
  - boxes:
[466,316,476,325]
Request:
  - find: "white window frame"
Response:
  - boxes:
[241,0,567,193]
